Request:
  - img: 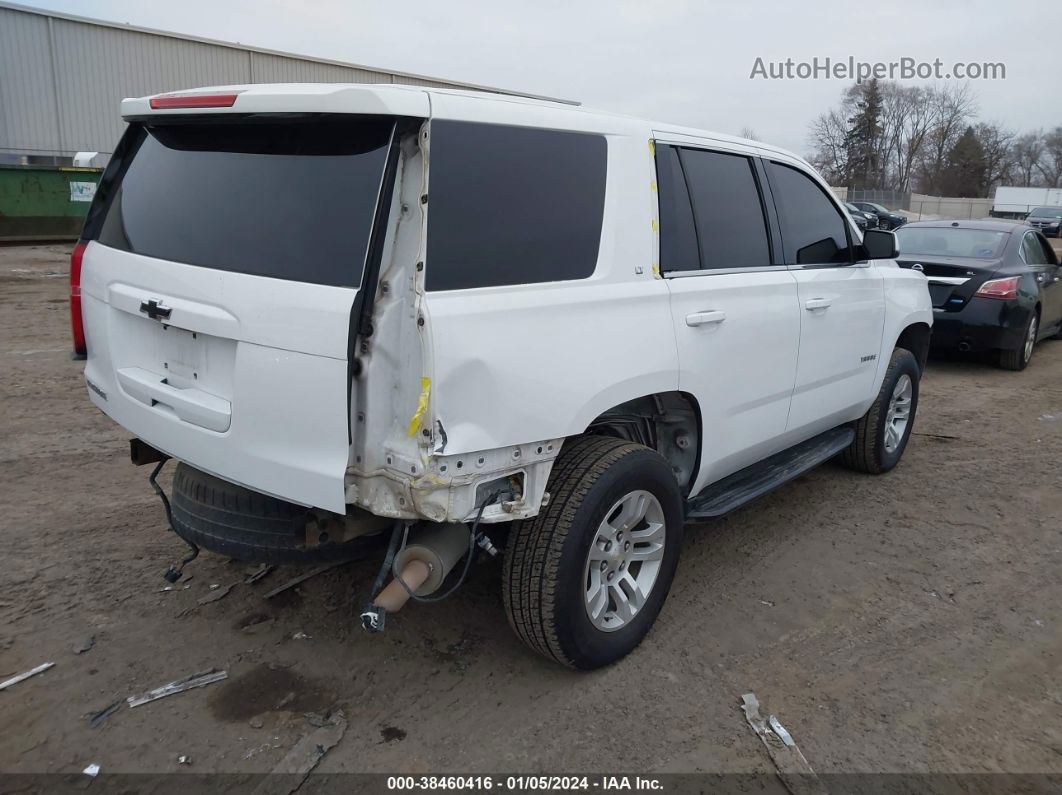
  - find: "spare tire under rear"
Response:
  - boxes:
[170,463,381,563]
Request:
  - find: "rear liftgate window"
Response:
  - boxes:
[98,118,394,287]
[425,121,607,291]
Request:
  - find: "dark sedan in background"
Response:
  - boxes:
[896,220,1062,370]
[852,201,908,230]
[845,202,877,230]
[1025,206,1062,237]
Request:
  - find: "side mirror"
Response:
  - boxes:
[858,228,899,261]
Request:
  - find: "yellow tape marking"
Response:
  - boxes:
[406,376,432,437]
[651,218,658,232]
[650,180,657,192]
[648,139,655,155]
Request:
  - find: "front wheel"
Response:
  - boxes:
[502,436,683,669]
[841,347,920,474]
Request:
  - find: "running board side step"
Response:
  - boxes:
[684,426,855,520]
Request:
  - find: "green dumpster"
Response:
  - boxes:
[0,165,103,242]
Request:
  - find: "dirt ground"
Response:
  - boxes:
[1,243,1060,785]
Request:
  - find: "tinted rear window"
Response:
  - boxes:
[98,118,394,287]
[425,121,607,291]
[896,227,1007,259]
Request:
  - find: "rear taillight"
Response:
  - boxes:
[149,92,240,109]
[975,276,1020,300]
[70,241,87,358]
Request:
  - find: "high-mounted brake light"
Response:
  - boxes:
[149,93,240,109]
[70,241,88,358]
[975,276,1020,300]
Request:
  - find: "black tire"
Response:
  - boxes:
[998,311,1038,371]
[170,463,379,563]
[841,348,920,474]
[502,436,683,670]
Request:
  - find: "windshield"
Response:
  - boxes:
[1029,207,1062,218]
[866,203,889,213]
[96,117,394,288]
[896,226,1007,259]
[845,203,862,213]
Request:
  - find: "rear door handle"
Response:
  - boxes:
[805,298,832,311]
[685,310,726,327]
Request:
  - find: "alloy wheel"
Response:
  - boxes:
[583,490,666,632]
[883,374,913,454]
[1023,314,1038,364]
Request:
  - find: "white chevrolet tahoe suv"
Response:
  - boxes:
[73,84,932,669]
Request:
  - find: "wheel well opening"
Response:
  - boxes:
[896,323,931,373]
[584,391,701,496]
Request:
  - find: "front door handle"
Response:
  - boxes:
[685,310,726,327]
[805,297,832,311]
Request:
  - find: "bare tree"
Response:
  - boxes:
[917,83,977,194]
[807,108,849,185]
[1012,132,1045,186]
[974,122,1015,194]
[1036,126,1062,188]
[739,127,760,141]
[880,83,934,192]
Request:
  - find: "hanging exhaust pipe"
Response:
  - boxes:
[364,523,471,625]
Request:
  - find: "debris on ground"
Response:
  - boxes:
[0,662,55,691]
[1039,413,1059,422]
[760,600,776,607]
[275,692,296,710]
[177,755,191,765]
[197,582,236,605]
[157,582,193,593]
[252,710,347,795]
[244,564,275,585]
[249,715,265,729]
[88,700,121,729]
[74,635,95,655]
[291,632,311,640]
[740,692,825,795]
[83,763,100,777]
[127,669,228,708]
[261,562,344,600]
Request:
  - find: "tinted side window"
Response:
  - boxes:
[680,149,771,270]
[1022,233,1047,265]
[426,121,606,291]
[655,145,699,272]
[768,162,852,265]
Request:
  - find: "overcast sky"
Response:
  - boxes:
[22,0,1058,154]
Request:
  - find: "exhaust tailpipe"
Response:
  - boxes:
[957,341,971,352]
[370,523,470,615]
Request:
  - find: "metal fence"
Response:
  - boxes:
[847,189,912,210]
[846,189,1003,221]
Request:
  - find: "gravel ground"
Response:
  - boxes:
[1,244,1060,785]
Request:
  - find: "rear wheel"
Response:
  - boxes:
[999,311,1038,370]
[841,348,920,474]
[502,436,683,669]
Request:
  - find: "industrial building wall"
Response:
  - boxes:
[0,4,469,161]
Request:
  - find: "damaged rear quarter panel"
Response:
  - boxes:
[422,98,678,508]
